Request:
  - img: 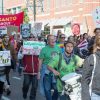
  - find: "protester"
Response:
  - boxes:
[22,36,39,100]
[3,34,17,95]
[57,34,66,53]
[17,41,23,76]
[0,37,6,99]
[82,35,100,100]
[38,35,61,100]
[47,40,84,100]
[88,28,100,54]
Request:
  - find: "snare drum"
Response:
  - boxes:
[61,73,82,100]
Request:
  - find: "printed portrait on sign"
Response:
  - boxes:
[21,24,31,38]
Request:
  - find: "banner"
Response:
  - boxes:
[20,24,31,38]
[0,27,7,35]
[92,7,100,28]
[0,51,11,67]
[23,41,45,55]
[0,12,24,30]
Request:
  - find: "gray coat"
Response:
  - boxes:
[81,50,100,100]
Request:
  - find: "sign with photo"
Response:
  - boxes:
[0,27,7,35]
[23,41,45,55]
[0,51,11,67]
[92,7,100,28]
[72,23,80,35]
[20,24,31,38]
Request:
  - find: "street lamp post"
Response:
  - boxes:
[33,0,36,22]
[2,0,4,14]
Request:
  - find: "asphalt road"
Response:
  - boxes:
[2,70,45,100]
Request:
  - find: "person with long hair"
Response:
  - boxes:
[82,35,100,100]
[0,37,6,99]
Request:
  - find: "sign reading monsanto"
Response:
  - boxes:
[0,12,24,30]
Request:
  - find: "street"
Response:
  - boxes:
[2,70,45,100]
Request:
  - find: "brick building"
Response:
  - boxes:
[3,0,100,36]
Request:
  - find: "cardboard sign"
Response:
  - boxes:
[0,51,11,67]
[7,25,18,35]
[92,7,100,28]
[20,24,31,38]
[23,41,45,55]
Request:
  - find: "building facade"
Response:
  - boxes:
[3,0,100,36]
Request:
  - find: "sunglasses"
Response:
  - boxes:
[61,37,65,38]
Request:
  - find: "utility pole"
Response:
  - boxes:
[33,0,36,22]
[2,0,4,14]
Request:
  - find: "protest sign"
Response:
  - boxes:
[0,51,11,67]
[7,25,18,35]
[0,12,24,31]
[32,22,42,36]
[0,27,7,35]
[72,23,80,35]
[23,41,45,55]
[20,24,31,38]
[92,7,100,28]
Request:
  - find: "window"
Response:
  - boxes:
[12,8,16,14]
[6,9,11,14]
[80,0,84,3]
[16,7,21,13]
[55,0,61,8]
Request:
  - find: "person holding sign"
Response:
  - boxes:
[3,34,17,95]
[22,36,39,100]
[0,37,6,99]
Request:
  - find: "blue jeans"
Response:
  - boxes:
[91,93,100,100]
[43,74,58,100]
[22,74,38,100]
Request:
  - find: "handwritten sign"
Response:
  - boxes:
[23,41,45,55]
[92,7,100,28]
[0,51,11,67]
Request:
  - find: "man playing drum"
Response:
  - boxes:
[48,40,84,100]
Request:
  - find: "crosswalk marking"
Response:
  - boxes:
[2,96,10,100]
[12,77,21,80]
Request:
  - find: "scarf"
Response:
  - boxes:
[63,51,74,64]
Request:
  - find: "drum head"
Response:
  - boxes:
[61,73,81,82]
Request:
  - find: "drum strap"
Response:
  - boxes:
[89,54,96,97]
[58,53,62,70]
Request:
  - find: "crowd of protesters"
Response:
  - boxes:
[0,28,100,100]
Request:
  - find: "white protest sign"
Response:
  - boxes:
[0,51,11,67]
[32,22,42,36]
[92,7,100,28]
[0,27,7,35]
[23,41,45,55]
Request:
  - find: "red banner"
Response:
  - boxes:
[0,12,24,30]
